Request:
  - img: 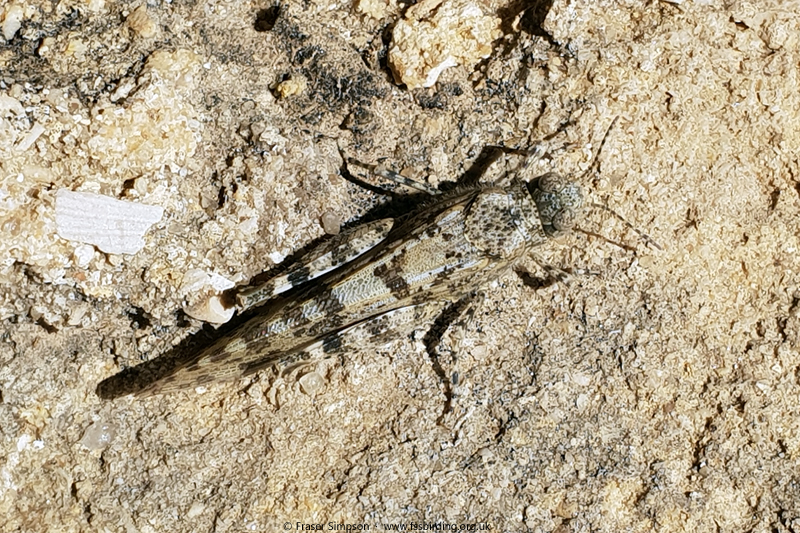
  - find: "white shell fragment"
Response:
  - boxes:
[183,294,235,324]
[55,189,164,255]
[181,269,236,324]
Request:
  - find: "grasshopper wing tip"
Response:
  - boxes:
[95,353,195,400]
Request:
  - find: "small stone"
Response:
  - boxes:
[180,269,236,324]
[320,210,341,235]
[186,502,206,519]
[576,393,589,411]
[275,75,308,98]
[37,36,55,56]
[72,244,95,268]
[388,0,501,89]
[356,0,389,19]
[81,420,117,451]
[298,371,325,395]
[2,4,24,42]
[267,250,286,264]
[67,303,89,326]
[127,5,156,38]
[180,269,235,294]
[0,94,24,116]
[16,122,45,152]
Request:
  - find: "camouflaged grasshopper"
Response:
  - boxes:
[135,126,641,397]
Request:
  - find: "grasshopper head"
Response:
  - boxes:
[527,172,584,237]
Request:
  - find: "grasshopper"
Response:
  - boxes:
[122,124,649,397]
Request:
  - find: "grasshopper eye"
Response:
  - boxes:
[552,206,578,231]
[537,172,565,194]
[527,173,584,234]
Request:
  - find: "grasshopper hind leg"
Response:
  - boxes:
[421,291,494,423]
[236,217,395,311]
[263,302,448,402]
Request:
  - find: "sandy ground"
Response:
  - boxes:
[2,0,800,531]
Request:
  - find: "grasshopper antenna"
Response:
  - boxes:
[587,201,663,250]
[579,115,619,182]
[573,227,636,252]
[574,116,662,251]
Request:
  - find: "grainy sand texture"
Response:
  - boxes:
[1,0,799,531]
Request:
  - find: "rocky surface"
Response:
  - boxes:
[1,1,799,531]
